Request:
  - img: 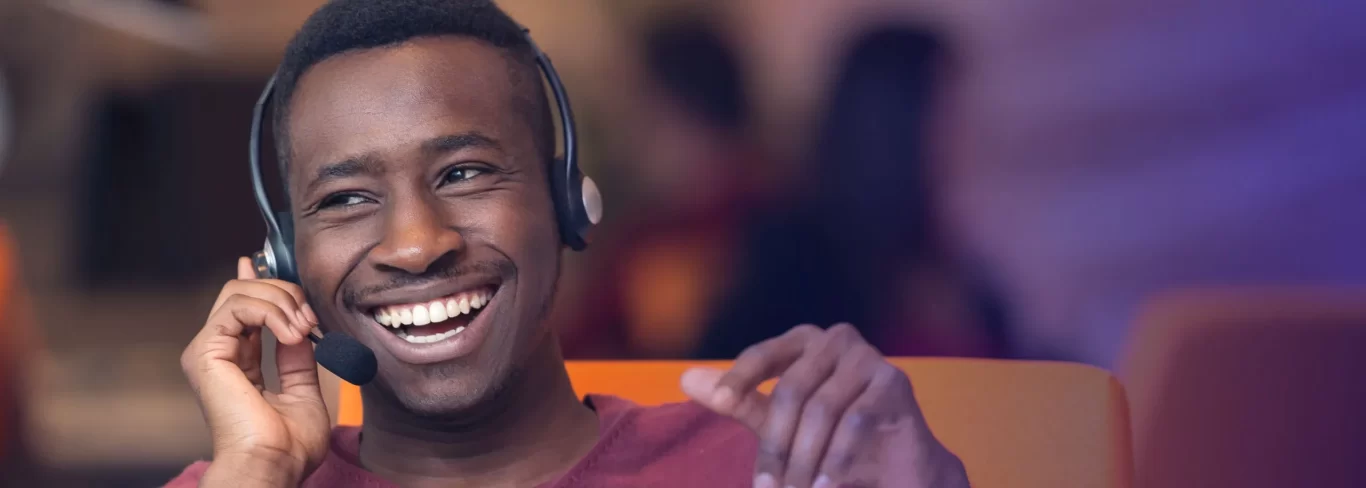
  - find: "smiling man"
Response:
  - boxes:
[167,1,969,487]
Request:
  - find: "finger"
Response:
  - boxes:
[237,328,265,391]
[818,365,926,485]
[785,343,881,488]
[237,256,255,280]
[211,294,305,346]
[275,337,323,401]
[234,257,314,327]
[756,324,861,487]
[301,301,318,325]
[182,295,300,397]
[703,325,822,423]
[212,278,309,313]
[681,367,771,429]
[210,282,312,339]
[254,279,315,328]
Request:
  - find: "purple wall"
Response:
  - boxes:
[933,0,1366,368]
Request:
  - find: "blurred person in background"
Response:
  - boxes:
[692,27,1009,360]
[557,12,776,359]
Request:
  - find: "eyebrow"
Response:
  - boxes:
[421,132,503,155]
[305,155,385,195]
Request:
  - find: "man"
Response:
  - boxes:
[168,1,969,487]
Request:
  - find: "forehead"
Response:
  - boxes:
[284,36,532,184]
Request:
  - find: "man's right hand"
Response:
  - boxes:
[180,257,332,487]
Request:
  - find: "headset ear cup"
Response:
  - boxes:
[272,211,300,283]
[550,157,597,251]
[251,247,276,279]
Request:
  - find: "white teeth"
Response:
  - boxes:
[429,302,448,323]
[396,326,466,344]
[375,289,495,329]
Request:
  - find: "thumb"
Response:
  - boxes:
[680,367,724,404]
[237,256,257,280]
[682,367,768,430]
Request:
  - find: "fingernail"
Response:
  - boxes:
[813,475,835,488]
[713,386,735,409]
[753,473,776,488]
[295,311,312,338]
[303,303,319,324]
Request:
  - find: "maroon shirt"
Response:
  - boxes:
[164,395,757,487]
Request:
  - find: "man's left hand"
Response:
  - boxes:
[682,324,970,488]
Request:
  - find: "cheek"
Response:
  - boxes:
[473,181,561,254]
[295,225,378,302]
[478,186,562,321]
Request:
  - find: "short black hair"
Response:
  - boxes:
[272,0,553,173]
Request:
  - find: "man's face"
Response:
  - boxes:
[284,36,561,416]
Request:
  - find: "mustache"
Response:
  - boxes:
[342,260,513,307]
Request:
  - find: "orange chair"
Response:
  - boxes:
[339,358,1133,488]
[1122,287,1366,488]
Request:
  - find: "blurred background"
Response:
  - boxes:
[1,0,1364,486]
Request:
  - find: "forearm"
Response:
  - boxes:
[199,452,302,488]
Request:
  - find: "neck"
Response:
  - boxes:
[357,334,599,488]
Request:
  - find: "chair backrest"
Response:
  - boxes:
[339,358,1132,488]
[1122,287,1366,488]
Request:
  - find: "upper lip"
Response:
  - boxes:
[352,278,500,312]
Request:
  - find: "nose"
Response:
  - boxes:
[369,195,464,275]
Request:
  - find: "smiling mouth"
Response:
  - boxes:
[369,286,495,344]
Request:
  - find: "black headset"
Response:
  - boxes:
[246,28,601,385]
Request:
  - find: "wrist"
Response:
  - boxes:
[201,450,304,488]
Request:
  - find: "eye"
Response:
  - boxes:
[441,166,486,185]
[318,193,372,209]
